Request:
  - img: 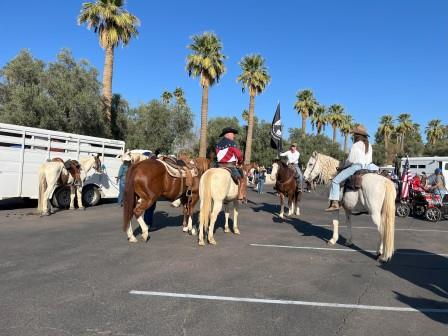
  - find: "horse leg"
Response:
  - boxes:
[279,194,285,219]
[328,218,339,246]
[287,193,294,217]
[188,194,198,236]
[344,212,353,246]
[233,200,240,235]
[134,198,154,242]
[295,192,300,216]
[371,211,383,259]
[69,186,76,210]
[224,203,231,233]
[182,205,189,233]
[208,200,223,245]
[76,186,84,210]
[126,221,138,243]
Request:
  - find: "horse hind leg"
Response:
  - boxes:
[127,222,138,243]
[370,211,383,259]
[287,195,294,217]
[233,200,240,235]
[208,200,223,245]
[69,186,76,210]
[224,203,231,233]
[279,194,285,219]
[76,186,84,210]
[344,212,353,247]
[134,198,153,242]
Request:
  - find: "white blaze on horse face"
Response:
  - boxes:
[303,155,317,181]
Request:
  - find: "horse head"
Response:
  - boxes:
[303,151,320,182]
[93,153,103,173]
[70,160,83,186]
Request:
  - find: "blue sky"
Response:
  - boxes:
[1,0,447,143]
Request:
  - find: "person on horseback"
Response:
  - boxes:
[216,127,245,200]
[280,143,304,191]
[325,125,378,211]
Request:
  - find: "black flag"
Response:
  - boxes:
[270,103,282,153]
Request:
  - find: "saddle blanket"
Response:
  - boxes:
[157,159,198,178]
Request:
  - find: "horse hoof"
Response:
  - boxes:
[198,240,205,246]
[279,214,284,219]
[190,228,197,236]
[128,236,138,243]
[40,212,50,217]
[345,241,353,247]
[69,207,75,210]
[234,229,240,235]
[327,240,336,246]
[182,226,189,233]
[79,207,85,211]
[224,228,231,233]
[142,232,149,242]
[208,239,217,245]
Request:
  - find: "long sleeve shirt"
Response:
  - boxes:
[216,138,243,164]
[346,141,373,167]
[279,150,300,165]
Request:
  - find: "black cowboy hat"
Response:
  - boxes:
[219,127,239,137]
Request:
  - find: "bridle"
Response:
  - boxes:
[305,154,319,183]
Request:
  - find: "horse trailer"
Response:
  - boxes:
[401,156,448,182]
[0,122,125,207]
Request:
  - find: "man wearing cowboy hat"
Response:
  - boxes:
[216,126,245,200]
[280,142,304,191]
[326,125,378,211]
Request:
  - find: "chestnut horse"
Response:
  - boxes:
[271,159,302,218]
[122,158,209,243]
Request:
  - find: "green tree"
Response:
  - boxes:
[110,93,128,140]
[161,91,173,105]
[340,114,353,153]
[425,119,445,145]
[173,87,186,106]
[186,32,226,158]
[395,113,413,151]
[327,104,345,144]
[294,89,317,138]
[78,0,139,124]
[310,104,327,135]
[237,54,271,164]
[377,115,395,152]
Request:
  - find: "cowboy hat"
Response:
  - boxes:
[352,125,369,137]
[219,127,239,137]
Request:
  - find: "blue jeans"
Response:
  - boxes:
[144,202,157,226]
[258,180,265,193]
[118,180,125,205]
[329,164,362,201]
[292,164,304,190]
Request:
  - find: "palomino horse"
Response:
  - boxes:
[122,158,205,243]
[197,163,255,246]
[37,155,102,215]
[303,151,396,261]
[271,159,302,218]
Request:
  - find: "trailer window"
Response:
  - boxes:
[418,165,426,168]
[410,165,417,168]
[445,163,448,170]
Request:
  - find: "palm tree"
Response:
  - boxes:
[378,115,395,151]
[78,0,139,123]
[294,89,317,138]
[237,54,271,164]
[395,113,413,151]
[161,91,173,105]
[173,87,186,105]
[426,119,445,145]
[186,32,226,158]
[327,104,345,143]
[310,105,327,135]
[340,114,353,153]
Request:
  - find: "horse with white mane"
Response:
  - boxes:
[37,154,102,216]
[303,151,396,262]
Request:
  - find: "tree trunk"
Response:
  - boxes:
[343,134,348,153]
[317,122,321,135]
[244,94,255,164]
[384,135,389,151]
[332,126,337,143]
[401,134,405,152]
[198,84,209,158]
[301,113,307,138]
[102,46,114,123]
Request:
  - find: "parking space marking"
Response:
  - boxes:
[310,224,448,233]
[250,244,448,257]
[129,290,448,313]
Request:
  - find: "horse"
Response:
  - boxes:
[37,155,102,215]
[51,158,82,210]
[122,158,205,243]
[197,162,256,246]
[303,151,396,262]
[271,159,302,218]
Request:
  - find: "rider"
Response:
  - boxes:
[280,143,304,191]
[427,168,447,199]
[325,125,377,211]
[216,127,245,200]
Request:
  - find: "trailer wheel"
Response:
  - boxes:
[82,185,101,207]
[425,208,442,222]
[396,203,410,217]
[52,187,71,209]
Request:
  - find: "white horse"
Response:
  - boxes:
[198,168,240,246]
[303,151,396,261]
[37,155,102,215]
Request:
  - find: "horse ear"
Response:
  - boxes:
[96,153,100,159]
[312,151,317,157]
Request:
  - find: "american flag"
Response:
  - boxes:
[400,157,413,199]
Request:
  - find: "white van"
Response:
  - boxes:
[0,122,125,207]
[401,156,448,182]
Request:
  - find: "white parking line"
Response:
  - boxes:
[312,224,448,233]
[129,290,448,313]
[250,244,448,257]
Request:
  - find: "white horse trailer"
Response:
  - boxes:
[0,122,125,207]
[401,156,448,181]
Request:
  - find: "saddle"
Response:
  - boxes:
[344,169,378,191]
[157,157,198,188]
[219,166,240,185]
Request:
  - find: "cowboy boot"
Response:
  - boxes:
[325,200,340,212]
[237,178,245,201]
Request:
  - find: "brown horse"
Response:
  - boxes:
[122,157,209,242]
[271,159,302,218]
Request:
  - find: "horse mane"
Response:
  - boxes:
[314,152,340,185]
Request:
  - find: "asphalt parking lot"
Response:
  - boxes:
[1,186,447,336]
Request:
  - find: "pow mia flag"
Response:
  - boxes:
[270,103,282,153]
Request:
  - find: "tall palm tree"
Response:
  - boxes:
[161,91,173,105]
[78,0,139,123]
[310,105,327,135]
[186,32,226,158]
[327,104,345,143]
[294,89,317,138]
[395,113,413,151]
[378,115,395,151]
[426,119,445,145]
[340,114,353,153]
[173,87,186,105]
[237,54,271,164]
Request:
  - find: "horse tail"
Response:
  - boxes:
[381,179,396,260]
[199,170,213,232]
[37,164,47,214]
[123,164,136,232]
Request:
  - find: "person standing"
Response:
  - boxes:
[279,143,303,191]
[116,154,131,206]
[428,168,447,198]
[258,167,266,194]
